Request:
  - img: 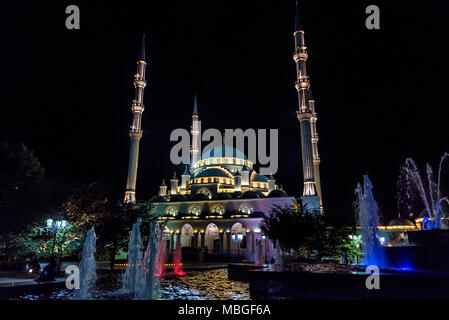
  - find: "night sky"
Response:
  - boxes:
[2,0,449,223]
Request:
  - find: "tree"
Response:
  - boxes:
[261,204,360,262]
[0,142,51,259]
[96,201,154,270]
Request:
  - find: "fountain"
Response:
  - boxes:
[74,226,97,299]
[122,218,143,294]
[399,153,449,228]
[154,227,166,277]
[275,240,282,266]
[173,232,185,276]
[356,175,386,268]
[136,220,159,300]
[255,239,264,265]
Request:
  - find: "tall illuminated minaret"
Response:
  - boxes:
[124,35,147,203]
[308,88,323,211]
[190,95,200,171]
[293,3,320,211]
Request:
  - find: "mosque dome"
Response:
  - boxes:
[193,193,210,201]
[201,146,247,160]
[194,168,232,179]
[149,195,167,202]
[252,174,268,182]
[388,218,416,227]
[268,190,288,198]
[170,195,187,202]
[241,191,265,199]
[232,191,242,199]
[214,193,232,200]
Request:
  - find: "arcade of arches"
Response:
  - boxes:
[163,219,276,261]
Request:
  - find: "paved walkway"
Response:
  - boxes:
[0,271,65,288]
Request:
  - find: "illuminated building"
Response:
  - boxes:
[293,2,322,212]
[149,97,294,261]
[124,35,147,203]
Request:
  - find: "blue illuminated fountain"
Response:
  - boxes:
[356,175,386,268]
[74,226,97,299]
[400,154,449,229]
[122,218,143,294]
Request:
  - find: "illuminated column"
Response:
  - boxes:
[124,35,147,203]
[293,3,318,209]
[181,165,190,189]
[159,179,167,196]
[308,90,323,211]
[234,171,242,191]
[190,95,200,170]
[241,165,250,187]
[268,174,276,193]
[170,172,179,195]
[226,231,231,256]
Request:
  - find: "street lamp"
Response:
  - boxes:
[46,219,68,274]
[232,232,244,261]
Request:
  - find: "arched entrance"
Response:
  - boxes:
[205,223,220,254]
[181,224,194,247]
[230,222,247,256]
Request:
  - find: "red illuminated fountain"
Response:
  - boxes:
[173,233,186,276]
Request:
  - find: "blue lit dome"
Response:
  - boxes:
[201,146,247,160]
[253,174,268,182]
[268,190,287,198]
[194,168,232,179]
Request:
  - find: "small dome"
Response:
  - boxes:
[241,191,260,199]
[194,168,231,179]
[201,145,247,160]
[268,190,288,197]
[388,218,415,227]
[232,191,242,199]
[253,174,268,182]
[149,195,167,202]
[170,195,187,202]
[214,193,232,200]
[193,193,209,201]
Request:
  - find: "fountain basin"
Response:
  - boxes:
[235,263,449,299]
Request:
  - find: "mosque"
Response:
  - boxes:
[121,4,322,262]
[121,4,417,262]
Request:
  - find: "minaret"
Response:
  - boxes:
[268,174,276,193]
[190,95,200,171]
[241,164,250,187]
[308,88,323,211]
[159,179,167,196]
[234,171,242,192]
[293,3,320,211]
[181,165,190,189]
[170,172,179,195]
[124,35,147,203]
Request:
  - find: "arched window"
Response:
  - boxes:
[165,206,178,216]
[187,206,201,216]
[238,205,254,215]
[211,205,225,215]
[197,187,212,199]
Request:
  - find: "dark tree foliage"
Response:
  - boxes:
[95,201,155,270]
[261,204,357,262]
[0,142,50,241]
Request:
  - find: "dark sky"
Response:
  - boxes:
[2,0,449,223]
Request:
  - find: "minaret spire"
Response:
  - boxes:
[190,94,200,171]
[308,86,323,211]
[124,35,148,203]
[293,2,321,212]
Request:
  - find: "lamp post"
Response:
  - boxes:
[46,219,67,274]
[232,232,244,261]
